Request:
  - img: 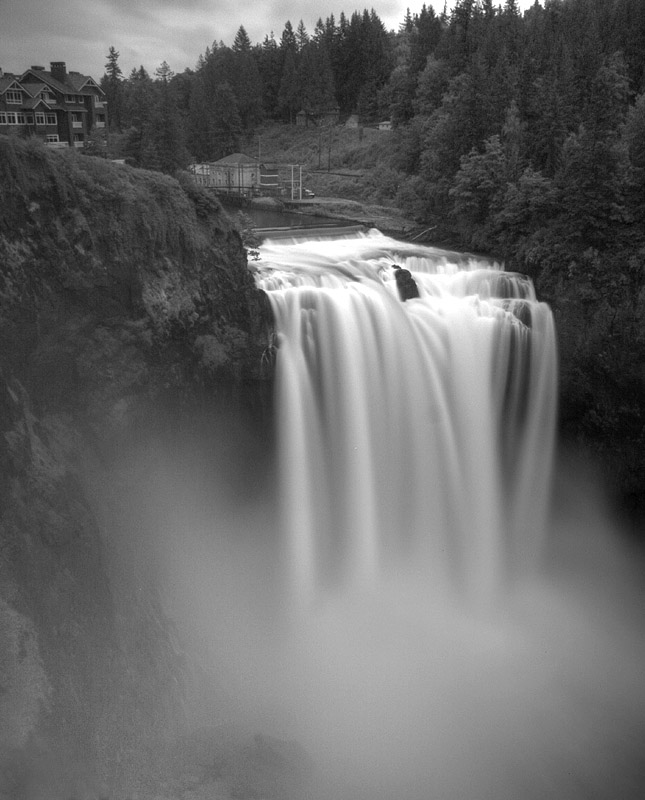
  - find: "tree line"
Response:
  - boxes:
[100,9,391,169]
[100,0,645,517]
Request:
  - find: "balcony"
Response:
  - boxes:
[95,120,105,128]
[72,120,83,128]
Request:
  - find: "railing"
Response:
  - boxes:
[72,121,83,128]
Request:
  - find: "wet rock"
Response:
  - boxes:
[393,265,420,301]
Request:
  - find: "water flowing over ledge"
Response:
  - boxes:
[255,229,557,608]
[246,228,645,800]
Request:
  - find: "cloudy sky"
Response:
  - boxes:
[1,0,535,81]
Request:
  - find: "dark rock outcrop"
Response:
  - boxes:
[393,264,420,301]
[0,136,275,798]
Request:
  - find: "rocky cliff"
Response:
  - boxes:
[0,136,275,799]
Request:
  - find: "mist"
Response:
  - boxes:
[96,233,645,800]
[115,419,645,800]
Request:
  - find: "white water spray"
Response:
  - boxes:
[257,230,557,608]
[243,229,645,800]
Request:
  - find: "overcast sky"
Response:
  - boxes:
[1,0,536,81]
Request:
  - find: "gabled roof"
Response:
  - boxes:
[24,82,49,95]
[20,68,70,95]
[67,72,103,93]
[22,96,53,110]
[0,75,24,94]
[19,67,105,97]
[212,153,259,166]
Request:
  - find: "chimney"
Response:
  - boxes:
[50,61,67,82]
[31,65,46,71]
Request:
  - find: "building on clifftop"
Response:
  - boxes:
[0,62,107,149]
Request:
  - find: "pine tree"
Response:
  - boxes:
[230,29,263,130]
[257,33,282,119]
[211,82,243,157]
[296,20,309,51]
[101,46,124,131]
[278,49,299,123]
[297,43,337,119]
[233,25,252,53]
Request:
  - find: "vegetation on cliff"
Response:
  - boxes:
[0,136,273,798]
[93,1,645,519]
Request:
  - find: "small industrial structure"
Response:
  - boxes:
[190,153,307,200]
[0,62,107,148]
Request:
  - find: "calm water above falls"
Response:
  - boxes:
[247,229,645,800]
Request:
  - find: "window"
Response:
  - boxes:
[6,89,22,104]
[0,112,7,125]
[46,134,59,143]
[72,112,83,128]
[16,113,26,124]
[25,114,34,124]
[35,112,46,125]
[4,112,18,124]
[46,113,56,125]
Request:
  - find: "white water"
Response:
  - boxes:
[243,230,645,800]
[257,230,557,608]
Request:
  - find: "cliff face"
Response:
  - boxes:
[0,136,274,799]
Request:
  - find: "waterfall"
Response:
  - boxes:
[256,229,557,608]
[242,229,645,800]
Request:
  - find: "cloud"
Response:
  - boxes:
[1,1,535,82]
[1,0,416,79]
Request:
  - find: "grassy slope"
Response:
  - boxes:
[244,123,415,232]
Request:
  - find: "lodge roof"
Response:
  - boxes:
[19,65,104,97]
[0,74,21,93]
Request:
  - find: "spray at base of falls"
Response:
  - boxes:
[243,229,645,800]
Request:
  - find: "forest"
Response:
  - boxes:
[97,0,645,520]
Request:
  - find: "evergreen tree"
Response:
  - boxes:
[233,25,252,53]
[280,21,297,54]
[257,33,282,119]
[101,46,124,131]
[278,49,299,122]
[122,66,156,163]
[152,63,189,173]
[297,43,337,119]
[230,27,263,130]
[210,82,243,157]
[296,20,309,51]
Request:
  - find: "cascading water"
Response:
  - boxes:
[242,229,645,800]
[257,230,557,607]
